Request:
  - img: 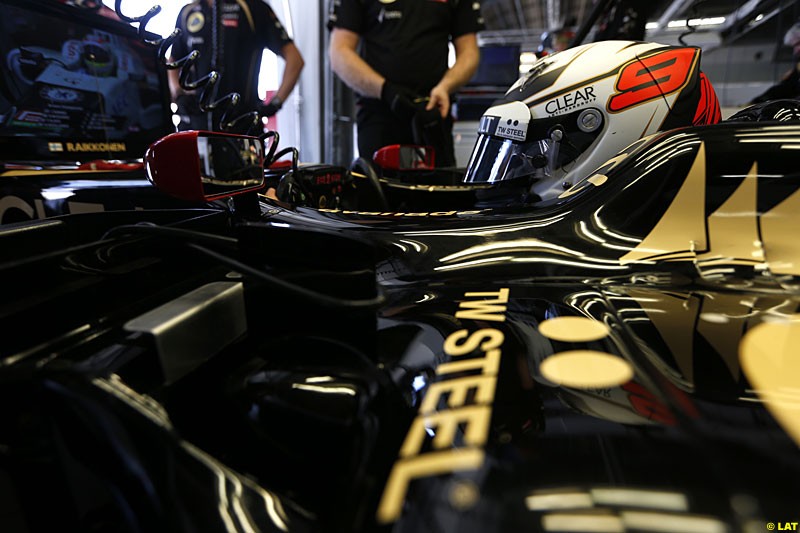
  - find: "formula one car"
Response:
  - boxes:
[2,10,800,533]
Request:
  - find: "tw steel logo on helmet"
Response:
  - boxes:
[608,48,699,112]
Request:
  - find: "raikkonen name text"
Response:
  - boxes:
[66,142,126,152]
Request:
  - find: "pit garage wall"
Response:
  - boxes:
[268,0,328,165]
[269,2,501,168]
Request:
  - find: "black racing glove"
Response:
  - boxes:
[381,81,422,121]
[259,95,283,118]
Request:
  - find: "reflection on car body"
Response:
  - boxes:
[3,1,800,532]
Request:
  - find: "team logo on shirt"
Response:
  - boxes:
[187,11,205,33]
[222,14,239,28]
[378,8,402,22]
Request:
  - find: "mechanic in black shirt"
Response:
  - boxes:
[169,0,304,131]
[328,0,483,166]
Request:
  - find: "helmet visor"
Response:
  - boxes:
[463,106,605,186]
[463,134,552,184]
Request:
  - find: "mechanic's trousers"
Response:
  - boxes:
[356,98,456,167]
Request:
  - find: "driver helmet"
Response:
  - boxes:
[463,40,721,203]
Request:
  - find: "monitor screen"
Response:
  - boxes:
[0,0,173,164]
[467,45,522,88]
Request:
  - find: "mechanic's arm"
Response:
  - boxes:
[274,42,305,103]
[427,33,480,118]
[329,27,384,98]
[749,66,798,104]
[167,63,183,102]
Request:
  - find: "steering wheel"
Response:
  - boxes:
[349,157,390,211]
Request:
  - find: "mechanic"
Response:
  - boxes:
[327,0,483,167]
[56,0,121,19]
[592,1,658,42]
[750,21,800,104]
[536,26,574,58]
[169,0,304,132]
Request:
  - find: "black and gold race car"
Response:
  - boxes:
[2,2,800,532]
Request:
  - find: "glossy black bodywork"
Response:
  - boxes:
[3,116,800,533]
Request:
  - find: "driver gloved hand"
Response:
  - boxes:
[259,95,283,118]
[381,81,422,121]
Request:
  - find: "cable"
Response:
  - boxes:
[100,223,239,247]
[260,130,281,166]
[271,146,299,174]
[112,0,259,134]
[68,1,296,179]
[678,0,708,46]
[101,223,386,310]
[186,242,386,310]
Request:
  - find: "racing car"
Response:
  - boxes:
[2,4,800,532]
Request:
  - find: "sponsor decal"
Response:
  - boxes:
[0,194,108,223]
[483,101,531,138]
[0,195,39,222]
[545,86,596,115]
[378,8,402,22]
[376,289,509,523]
[48,142,64,152]
[318,208,486,217]
[14,110,46,124]
[495,119,526,141]
[41,86,82,104]
[187,11,205,33]
[314,172,342,186]
[65,142,127,152]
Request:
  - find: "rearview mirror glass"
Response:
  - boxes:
[373,144,435,170]
[197,134,264,196]
[145,131,266,202]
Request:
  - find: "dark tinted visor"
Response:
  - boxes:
[463,107,605,185]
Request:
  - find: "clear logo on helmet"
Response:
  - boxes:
[545,86,597,116]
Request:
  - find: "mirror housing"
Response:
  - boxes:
[145,131,265,202]
[372,144,435,170]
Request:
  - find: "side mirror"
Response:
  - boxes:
[372,144,435,171]
[145,131,266,202]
